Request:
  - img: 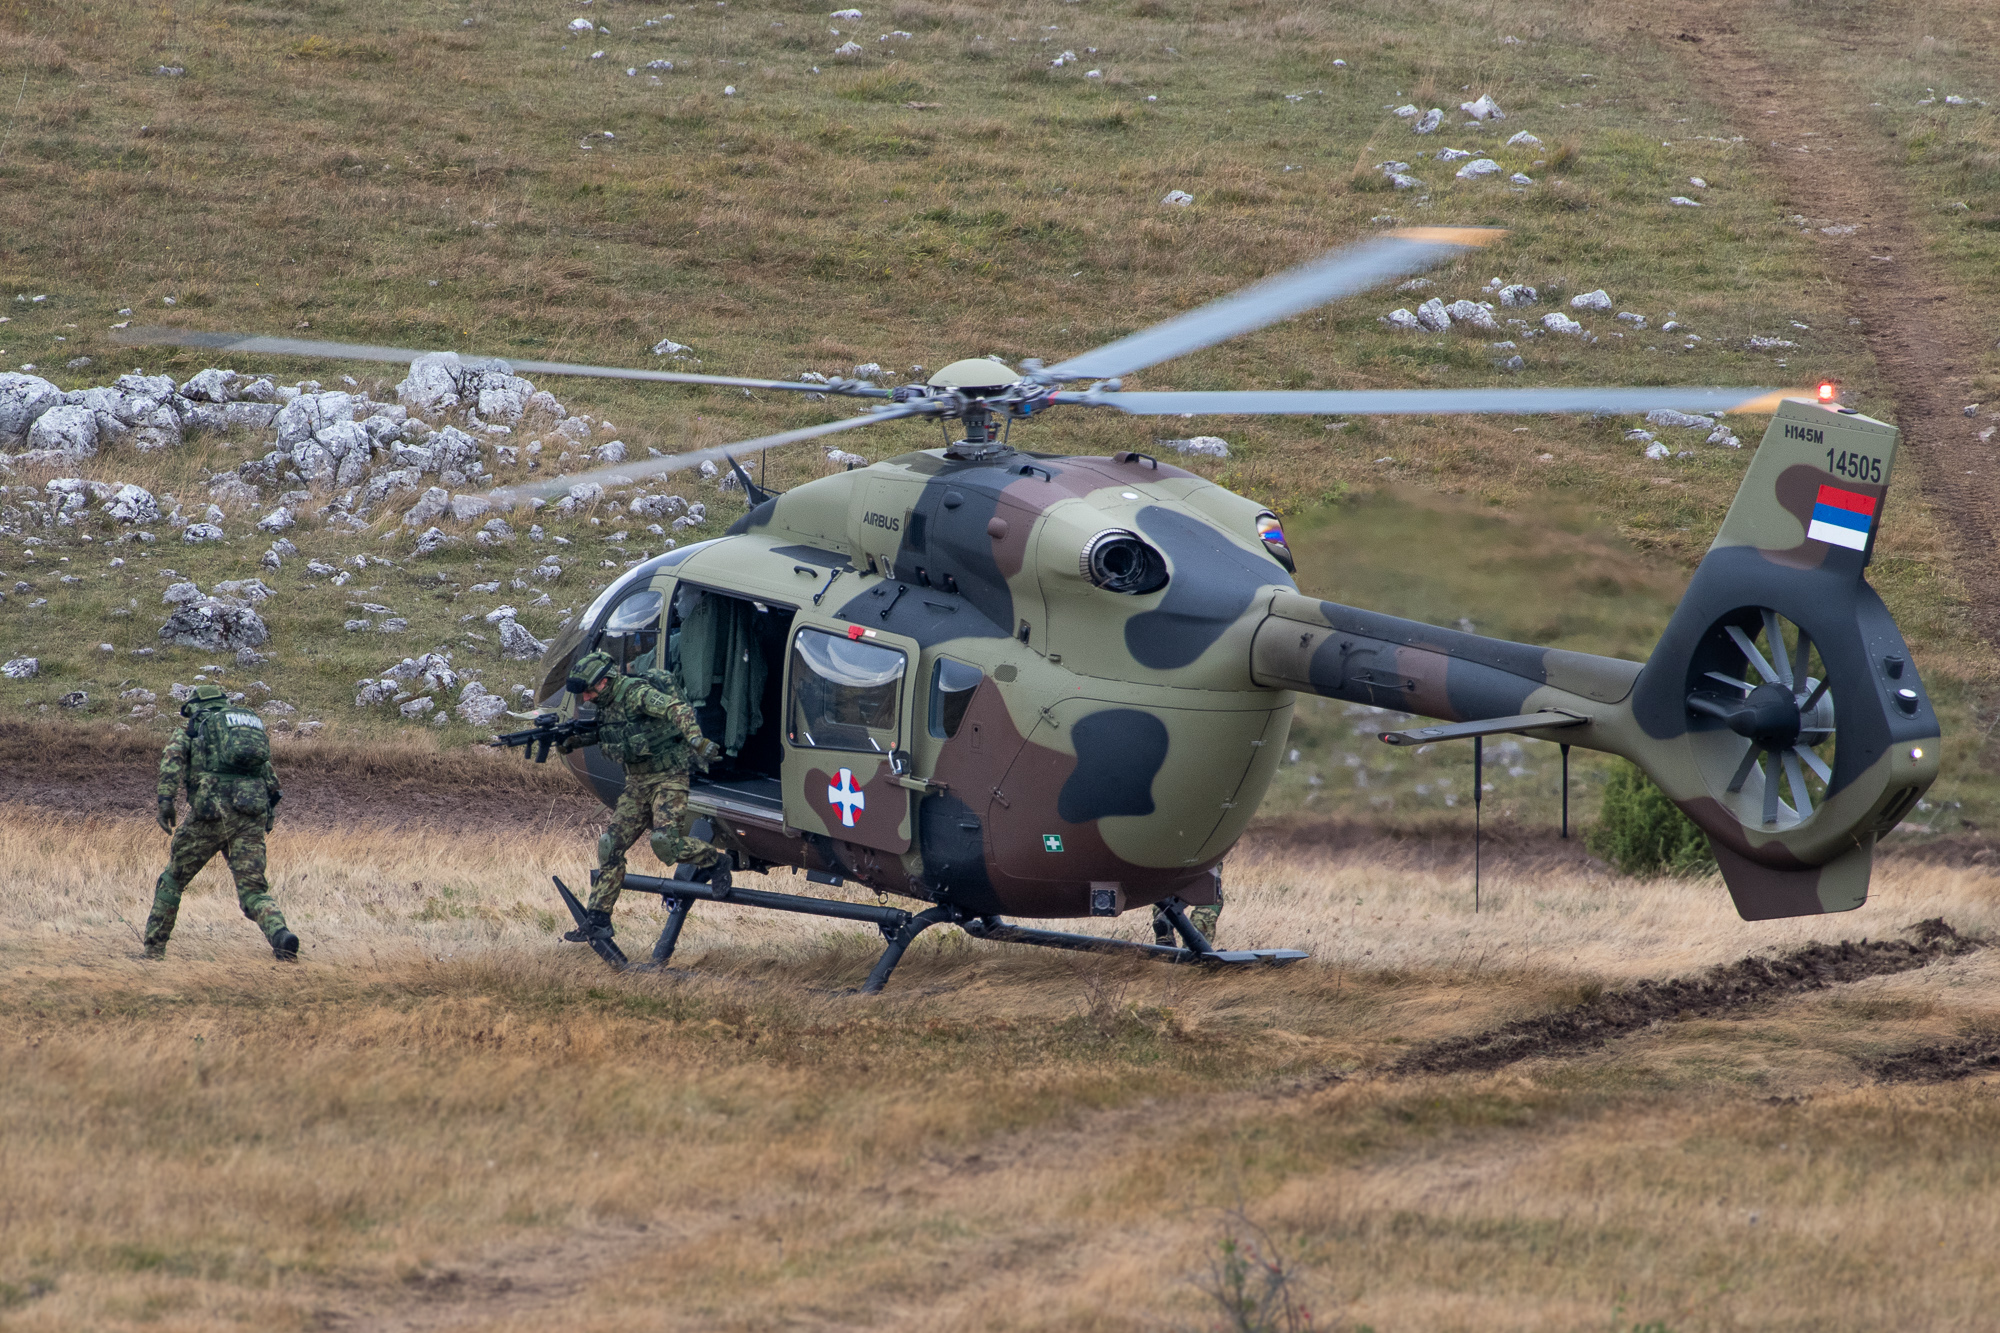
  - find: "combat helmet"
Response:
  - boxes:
[566,650,619,694]
[179,682,228,716]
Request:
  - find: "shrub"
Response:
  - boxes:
[1589,762,1716,877]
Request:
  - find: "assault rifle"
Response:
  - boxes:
[491,712,598,763]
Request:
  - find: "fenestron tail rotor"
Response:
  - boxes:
[1685,609,1839,830]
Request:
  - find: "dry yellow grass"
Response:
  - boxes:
[5,805,2000,1331]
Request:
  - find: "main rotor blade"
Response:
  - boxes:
[486,403,935,502]
[1046,227,1506,382]
[1058,386,1796,417]
[112,327,893,398]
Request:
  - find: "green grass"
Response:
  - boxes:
[0,0,1996,833]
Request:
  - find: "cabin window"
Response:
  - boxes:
[787,629,906,752]
[928,658,982,739]
[599,587,664,673]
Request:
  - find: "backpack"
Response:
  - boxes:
[194,707,272,777]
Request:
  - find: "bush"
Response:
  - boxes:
[1589,762,1716,877]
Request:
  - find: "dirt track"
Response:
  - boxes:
[0,720,602,835]
[1395,919,1983,1077]
[1644,5,2000,650]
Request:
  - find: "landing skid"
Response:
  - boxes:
[550,873,1309,993]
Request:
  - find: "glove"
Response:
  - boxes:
[157,798,177,834]
[694,738,722,769]
[264,810,276,833]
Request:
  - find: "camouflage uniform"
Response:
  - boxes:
[1153,891,1222,948]
[145,688,294,957]
[564,656,719,918]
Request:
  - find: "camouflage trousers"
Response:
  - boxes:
[1153,891,1223,946]
[144,810,289,948]
[590,768,718,914]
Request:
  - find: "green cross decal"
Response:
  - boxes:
[1042,834,1064,852]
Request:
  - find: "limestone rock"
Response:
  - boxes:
[159,597,269,651]
[182,522,225,543]
[213,578,273,602]
[498,618,550,660]
[455,681,509,726]
[0,373,63,448]
[103,484,159,524]
[26,404,99,457]
[404,486,450,527]
[178,368,238,402]
[411,525,454,556]
[275,391,356,447]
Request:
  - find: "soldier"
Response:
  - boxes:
[145,683,299,961]
[559,649,726,944]
[1153,892,1223,951]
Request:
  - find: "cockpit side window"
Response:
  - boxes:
[597,587,664,673]
[787,628,906,753]
[928,658,982,739]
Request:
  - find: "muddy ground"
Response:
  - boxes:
[1395,919,1985,1078]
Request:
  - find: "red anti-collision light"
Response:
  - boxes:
[1817,381,1838,403]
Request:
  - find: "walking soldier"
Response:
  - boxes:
[560,650,726,945]
[145,683,299,960]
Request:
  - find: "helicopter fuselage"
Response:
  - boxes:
[538,443,1301,919]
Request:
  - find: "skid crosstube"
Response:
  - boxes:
[554,873,1309,992]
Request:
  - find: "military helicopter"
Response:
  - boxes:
[129,228,1940,989]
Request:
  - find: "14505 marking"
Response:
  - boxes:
[1827,449,1882,483]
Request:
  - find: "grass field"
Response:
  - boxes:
[5,803,2000,1331]
[7,0,2000,1328]
[4,0,1998,828]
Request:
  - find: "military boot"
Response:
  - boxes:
[698,859,733,901]
[271,929,300,961]
[564,909,614,942]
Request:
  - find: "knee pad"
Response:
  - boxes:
[597,831,624,866]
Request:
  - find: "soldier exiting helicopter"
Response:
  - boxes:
[145,683,300,961]
[559,649,727,944]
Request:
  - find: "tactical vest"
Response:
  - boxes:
[192,705,271,777]
[594,673,690,773]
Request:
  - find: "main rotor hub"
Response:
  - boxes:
[928,358,1019,398]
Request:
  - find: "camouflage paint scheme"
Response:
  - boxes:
[535,396,1936,924]
[1254,399,1938,918]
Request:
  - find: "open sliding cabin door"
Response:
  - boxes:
[780,619,920,855]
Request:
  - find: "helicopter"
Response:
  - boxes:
[127,227,1940,990]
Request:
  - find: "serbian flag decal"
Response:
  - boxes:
[1807,483,1877,551]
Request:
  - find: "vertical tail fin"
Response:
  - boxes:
[1625,398,1939,918]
